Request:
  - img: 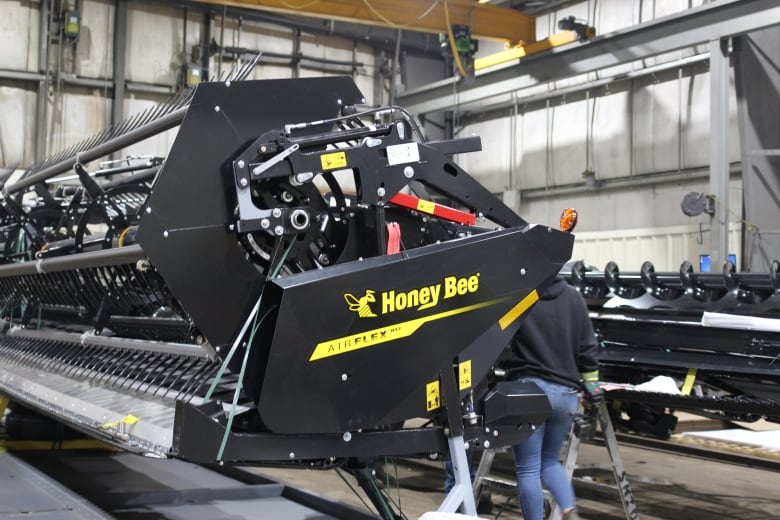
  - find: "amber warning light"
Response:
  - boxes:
[559,208,578,233]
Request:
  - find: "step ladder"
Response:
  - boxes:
[473,401,640,520]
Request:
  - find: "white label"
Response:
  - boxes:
[386,143,420,166]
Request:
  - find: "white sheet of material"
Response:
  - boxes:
[701,311,780,332]
[680,429,780,451]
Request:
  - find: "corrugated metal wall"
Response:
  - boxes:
[0,0,379,168]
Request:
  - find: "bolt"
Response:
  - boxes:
[341,373,348,381]
[289,452,295,459]
[343,432,352,442]
[274,225,284,236]
[229,224,235,231]
[237,160,245,168]
[272,208,282,218]
[464,441,470,450]
[214,106,220,112]
[225,80,231,87]
[493,430,499,437]
[239,177,248,188]
[337,98,342,105]
[261,219,270,229]
[146,207,152,214]
[403,166,414,178]
[377,187,386,197]
[318,254,330,266]
[520,268,526,275]
[163,230,169,238]
[483,440,491,449]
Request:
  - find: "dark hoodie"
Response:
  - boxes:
[503,277,599,389]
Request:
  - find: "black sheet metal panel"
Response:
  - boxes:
[16,451,376,520]
[254,225,573,434]
[136,77,365,347]
[0,451,114,520]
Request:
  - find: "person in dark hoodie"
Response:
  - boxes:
[501,276,600,520]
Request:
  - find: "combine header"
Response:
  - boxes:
[0,68,569,516]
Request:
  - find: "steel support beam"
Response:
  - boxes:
[0,70,173,96]
[112,0,128,131]
[397,0,780,115]
[35,0,50,163]
[458,54,710,126]
[709,38,731,269]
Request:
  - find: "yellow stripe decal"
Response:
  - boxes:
[310,297,510,361]
[681,367,697,396]
[498,290,539,330]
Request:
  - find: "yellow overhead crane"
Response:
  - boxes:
[197,0,593,72]
[196,0,535,43]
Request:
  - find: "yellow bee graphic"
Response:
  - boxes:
[344,290,377,317]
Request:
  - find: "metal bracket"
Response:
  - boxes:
[250,143,300,177]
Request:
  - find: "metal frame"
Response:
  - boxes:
[553,403,639,520]
[438,435,478,516]
[0,363,178,456]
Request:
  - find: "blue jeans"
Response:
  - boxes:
[511,377,580,520]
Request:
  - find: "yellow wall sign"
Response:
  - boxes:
[426,380,441,411]
[459,360,472,390]
[320,151,347,170]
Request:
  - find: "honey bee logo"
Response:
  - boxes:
[344,290,378,318]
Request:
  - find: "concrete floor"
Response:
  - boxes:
[255,439,780,519]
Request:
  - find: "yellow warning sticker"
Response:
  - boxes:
[320,151,347,170]
[459,360,472,390]
[416,199,436,214]
[426,380,441,411]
